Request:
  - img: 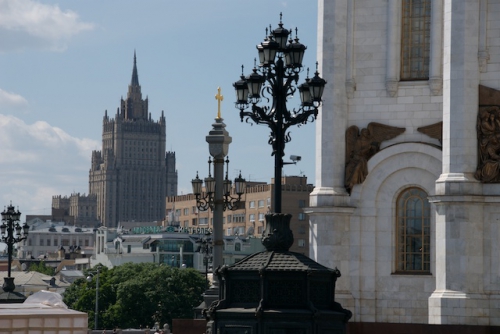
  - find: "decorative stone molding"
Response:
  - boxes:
[478,0,489,73]
[386,80,398,97]
[345,80,356,99]
[428,77,443,96]
[478,50,490,73]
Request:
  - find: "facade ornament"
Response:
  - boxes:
[478,50,490,73]
[428,77,443,96]
[475,105,500,182]
[417,121,443,144]
[385,79,398,97]
[345,122,405,193]
[475,85,500,182]
[345,79,356,99]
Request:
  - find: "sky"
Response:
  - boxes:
[0,0,319,219]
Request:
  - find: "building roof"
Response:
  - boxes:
[0,271,70,289]
[226,251,333,272]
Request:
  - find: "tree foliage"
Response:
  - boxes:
[63,263,206,330]
[29,261,55,276]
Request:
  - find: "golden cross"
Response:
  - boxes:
[215,87,224,119]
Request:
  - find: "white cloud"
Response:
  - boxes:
[0,0,94,52]
[0,89,29,111]
[0,114,99,215]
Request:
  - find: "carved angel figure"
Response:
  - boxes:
[345,122,405,193]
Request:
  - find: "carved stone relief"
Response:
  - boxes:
[345,122,405,193]
[475,85,500,182]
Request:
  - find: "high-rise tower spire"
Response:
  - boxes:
[131,50,139,86]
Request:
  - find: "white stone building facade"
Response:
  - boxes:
[308,0,500,327]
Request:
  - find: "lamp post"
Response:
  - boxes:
[233,13,326,213]
[0,203,29,293]
[196,231,213,286]
[191,87,246,282]
[86,266,101,330]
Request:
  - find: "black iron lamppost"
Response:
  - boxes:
[0,204,29,293]
[233,14,326,213]
[86,266,101,330]
[196,231,213,286]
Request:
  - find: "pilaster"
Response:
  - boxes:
[430,0,487,325]
[385,1,401,97]
[311,0,350,209]
[429,0,443,95]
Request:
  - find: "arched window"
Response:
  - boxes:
[401,0,431,80]
[396,187,430,273]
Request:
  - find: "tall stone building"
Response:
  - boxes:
[308,0,500,330]
[88,52,177,227]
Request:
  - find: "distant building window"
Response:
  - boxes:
[227,228,232,236]
[249,201,255,209]
[183,220,189,228]
[192,206,197,214]
[127,245,131,253]
[199,217,209,225]
[192,218,197,226]
[396,187,431,273]
[54,239,58,246]
[258,213,265,221]
[233,214,245,223]
[227,215,232,223]
[299,225,306,235]
[298,213,306,221]
[258,200,265,208]
[401,0,431,80]
[47,239,51,247]
[235,243,241,252]
[267,197,271,206]
[183,208,189,216]
[249,214,255,222]
[298,239,305,248]
[258,226,263,234]
[298,199,306,208]
[40,239,44,246]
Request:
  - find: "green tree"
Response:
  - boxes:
[63,263,205,330]
[29,261,55,276]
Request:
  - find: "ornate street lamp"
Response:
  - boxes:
[86,266,101,330]
[192,158,246,211]
[233,13,326,213]
[0,203,29,294]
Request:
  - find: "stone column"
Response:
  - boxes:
[308,0,355,314]
[429,0,486,325]
[310,0,350,208]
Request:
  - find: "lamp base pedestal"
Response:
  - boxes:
[2,277,15,292]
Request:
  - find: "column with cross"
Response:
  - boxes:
[206,87,231,292]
